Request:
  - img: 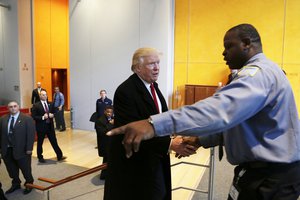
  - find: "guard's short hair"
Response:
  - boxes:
[228,24,261,44]
[105,105,113,110]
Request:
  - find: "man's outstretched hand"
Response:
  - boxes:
[107,119,156,158]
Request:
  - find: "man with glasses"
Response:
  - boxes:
[0,101,35,195]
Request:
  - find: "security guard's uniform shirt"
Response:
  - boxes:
[152,53,300,165]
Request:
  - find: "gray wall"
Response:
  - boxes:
[0,0,20,105]
[69,0,174,130]
[0,0,33,107]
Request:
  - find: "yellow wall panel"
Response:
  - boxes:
[34,0,51,67]
[283,0,300,64]
[173,0,300,110]
[188,0,284,63]
[187,63,228,85]
[35,67,53,100]
[174,0,189,63]
[172,63,188,108]
[34,0,70,108]
[285,65,300,115]
[51,0,69,68]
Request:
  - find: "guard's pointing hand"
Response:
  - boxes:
[107,119,156,158]
[106,126,125,136]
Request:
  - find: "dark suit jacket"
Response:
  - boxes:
[95,115,113,157]
[31,88,45,104]
[104,73,171,200]
[31,101,55,133]
[0,113,35,160]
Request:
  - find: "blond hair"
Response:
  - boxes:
[131,47,162,72]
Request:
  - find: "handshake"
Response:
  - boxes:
[170,136,201,159]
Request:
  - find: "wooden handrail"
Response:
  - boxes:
[25,163,107,191]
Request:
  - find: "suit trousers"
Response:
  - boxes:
[3,147,33,186]
[228,161,300,200]
[54,107,66,129]
[37,124,63,160]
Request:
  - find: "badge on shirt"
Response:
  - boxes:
[238,66,260,77]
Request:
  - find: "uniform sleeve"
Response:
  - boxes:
[60,93,65,106]
[199,133,223,148]
[152,66,270,137]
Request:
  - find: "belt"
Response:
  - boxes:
[240,160,300,169]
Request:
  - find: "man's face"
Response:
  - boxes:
[8,102,20,115]
[136,53,160,83]
[222,30,248,69]
[37,82,41,88]
[40,91,47,101]
[104,108,113,118]
[55,88,59,93]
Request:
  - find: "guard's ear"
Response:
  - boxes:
[241,37,251,46]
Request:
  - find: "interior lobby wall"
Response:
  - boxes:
[173,0,300,114]
[0,0,33,108]
[0,0,21,106]
[69,0,174,130]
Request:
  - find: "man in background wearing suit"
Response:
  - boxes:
[31,82,45,105]
[104,48,199,200]
[0,101,35,195]
[31,90,66,163]
[95,105,114,180]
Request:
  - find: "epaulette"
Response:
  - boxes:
[237,66,260,77]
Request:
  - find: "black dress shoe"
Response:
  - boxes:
[5,185,21,194]
[39,158,46,163]
[57,156,67,161]
[59,128,66,132]
[23,188,32,195]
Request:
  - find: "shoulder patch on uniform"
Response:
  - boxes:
[238,66,260,77]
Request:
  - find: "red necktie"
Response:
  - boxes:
[44,102,49,113]
[150,83,159,113]
[43,102,50,123]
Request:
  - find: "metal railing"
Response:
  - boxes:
[171,147,215,200]
[26,163,107,200]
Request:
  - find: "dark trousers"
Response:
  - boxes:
[37,125,63,160]
[100,156,107,179]
[228,161,300,200]
[54,107,66,130]
[0,182,7,200]
[3,147,34,186]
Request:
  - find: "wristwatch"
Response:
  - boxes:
[148,117,154,126]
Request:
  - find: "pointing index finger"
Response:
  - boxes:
[106,126,125,136]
